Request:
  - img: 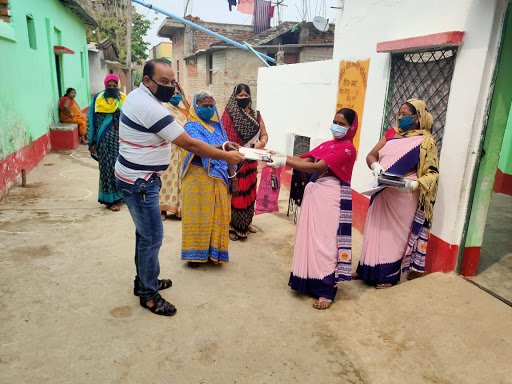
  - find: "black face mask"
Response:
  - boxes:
[236,97,251,108]
[149,77,175,102]
[104,87,120,99]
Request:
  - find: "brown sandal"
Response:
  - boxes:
[107,204,120,212]
[312,298,332,310]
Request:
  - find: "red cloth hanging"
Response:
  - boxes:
[237,0,254,14]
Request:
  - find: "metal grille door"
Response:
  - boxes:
[383,48,458,152]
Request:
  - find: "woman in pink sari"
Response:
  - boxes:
[356,99,439,288]
[271,108,358,309]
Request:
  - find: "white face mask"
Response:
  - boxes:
[330,123,349,139]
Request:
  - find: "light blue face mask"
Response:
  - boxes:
[196,105,215,121]
[169,94,183,106]
[398,115,416,131]
[330,123,349,139]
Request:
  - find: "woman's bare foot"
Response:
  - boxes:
[107,204,120,212]
[376,283,393,289]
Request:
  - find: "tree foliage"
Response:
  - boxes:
[81,1,150,65]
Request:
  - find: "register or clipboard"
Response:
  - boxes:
[238,147,272,162]
[360,172,406,196]
[378,172,406,188]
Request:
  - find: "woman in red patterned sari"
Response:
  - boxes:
[221,84,269,241]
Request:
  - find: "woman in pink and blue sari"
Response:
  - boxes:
[356,99,439,288]
[270,108,358,309]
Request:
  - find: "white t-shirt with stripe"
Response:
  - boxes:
[115,84,185,184]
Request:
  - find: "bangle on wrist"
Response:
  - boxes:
[228,171,237,179]
[222,141,229,151]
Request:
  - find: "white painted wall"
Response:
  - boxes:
[257,60,338,156]
[257,0,507,247]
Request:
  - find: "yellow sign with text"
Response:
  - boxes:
[336,60,370,150]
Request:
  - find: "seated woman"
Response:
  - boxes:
[59,88,87,144]
[270,108,358,309]
[355,98,439,288]
[181,91,236,267]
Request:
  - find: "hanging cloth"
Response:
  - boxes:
[228,0,237,11]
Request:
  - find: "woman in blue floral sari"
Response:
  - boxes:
[181,91,236,268]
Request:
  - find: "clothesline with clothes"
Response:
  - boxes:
[228,0,276,34]
[132,0,276,64]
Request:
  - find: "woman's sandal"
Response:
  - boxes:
[407,271,424,280]
[351,272,360,280]
[187,261,200,269]
[376,283,393,289]
[229,231,240,241]
[312,298,332,310]
[133,277,172,296]
[140,294,177,316]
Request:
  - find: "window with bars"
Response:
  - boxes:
[382,48,458,152]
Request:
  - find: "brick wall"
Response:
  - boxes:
[189,21,254,52]
[284,52,299,64]
[306,27,335,44]
[299,46,334,63]
[182,49,264,113]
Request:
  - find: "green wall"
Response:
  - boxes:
[464,9,512,249]
[497,105,512,175]
[0,0,90,160]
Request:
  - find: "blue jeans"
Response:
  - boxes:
[116,175,163,299]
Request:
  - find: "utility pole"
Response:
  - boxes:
[126,0,132,92]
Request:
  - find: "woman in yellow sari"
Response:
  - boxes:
[59,88,87,144]
[159,84,190,220]
[181,91,235,268]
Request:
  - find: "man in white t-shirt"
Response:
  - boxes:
[116,59,244,316]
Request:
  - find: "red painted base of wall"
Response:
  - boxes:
[493,168,512,195]
[351,190,459,273]
[279,175,459,273]
[0,134,50,199]
[281,165,292,189]
[49,126,79,150]
[352,190,370,233]
[425,234,459,273]
[460,246,481,276]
